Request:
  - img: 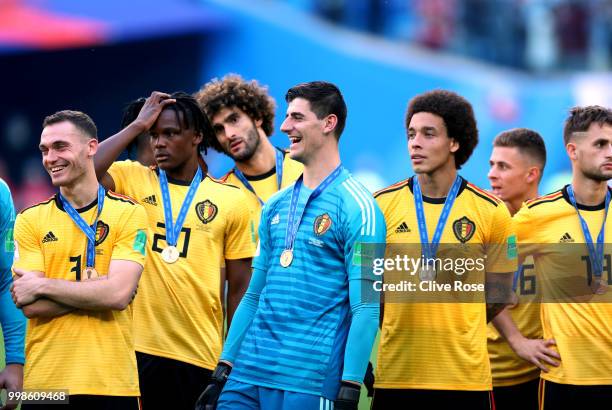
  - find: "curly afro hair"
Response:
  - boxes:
[406,90,479,169]
[195,74,276,140]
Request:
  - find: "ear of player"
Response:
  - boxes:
[195,362,232,410]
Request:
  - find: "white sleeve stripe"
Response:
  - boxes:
[346,177,376,236]
[342,181,367,235]
[350,178,376,236]
[347,178,372,235]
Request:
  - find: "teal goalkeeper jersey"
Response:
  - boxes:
[225,167,386,398]
[0,178,26,365]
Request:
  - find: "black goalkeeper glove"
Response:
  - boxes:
[363,361,375,397]
[195,362,232,410]
[334,381,361,410]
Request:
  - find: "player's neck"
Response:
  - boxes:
[506,185,538,216]
[571,173,609,206]
[235,135,276,177]
[302,146,341,189]
[166,155,201,182]
[417,164,457,198]
[59,170,99,209]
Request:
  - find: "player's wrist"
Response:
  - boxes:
[218,359,233,368]
[211,362,232,382]
[36,277,51,299]
[334,381,361,410]
[507,332,527,351]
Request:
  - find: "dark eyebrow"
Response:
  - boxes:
[39,140,70,151]
[224,112,239,122]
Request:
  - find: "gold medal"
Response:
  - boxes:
[83,267,99,280]
[419,264,436,282]
[161,246,180,264]
[280,249,294,268]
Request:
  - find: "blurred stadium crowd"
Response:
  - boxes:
[288,0,612,71]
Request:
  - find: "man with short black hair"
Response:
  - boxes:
[198,81,385,410]
[514,105,612,408]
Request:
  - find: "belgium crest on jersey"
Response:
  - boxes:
[95,221,110,245]
[452,216,475,243]
[314,213,332,236]
[195,200,218,224]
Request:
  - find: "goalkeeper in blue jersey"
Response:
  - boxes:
[196,81,386,410]
[0,178,26,410]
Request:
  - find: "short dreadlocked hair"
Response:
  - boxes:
[162,91,221,153]
[195,74,276,139]
[120,97,146,160]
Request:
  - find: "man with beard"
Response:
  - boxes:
[514,106,612,408]
[196,74,303,237]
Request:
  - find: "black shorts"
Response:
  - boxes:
[540,379,612,410]
[493,378,539,410]
[136,351,212,410]
[21,395,140,410]
[371,388,494,410]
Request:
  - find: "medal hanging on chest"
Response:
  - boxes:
[158,167,203,264]
[567,185,610,294]
[413,175,462,281]
[59,185,105,279]
[281,165,343,267]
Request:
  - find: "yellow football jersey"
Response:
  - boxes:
[514,186,612,386]
[220,149,303,238]
[487,254,542,387]
[108,160,255,370]
[374,177,516,391]
[13,192,147,396]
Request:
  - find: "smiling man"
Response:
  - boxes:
[93,92,255,409]
[196,74,303,237]
[197,81,385,410]
[12,110,147,410]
